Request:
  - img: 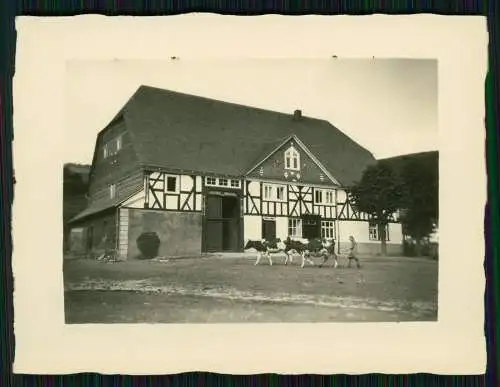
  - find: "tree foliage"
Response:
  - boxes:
[349,163,404,255]
[347,151,438,257]
[397,153,439,242]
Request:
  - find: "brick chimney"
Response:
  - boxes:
[293,109,302,120]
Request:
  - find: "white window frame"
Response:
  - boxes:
[262,183,286,202]
[263,184,273,200]
[369,222,390,241]
[109,184,116,199]
[165,175,179,193]
[314,188,335,205]
[284,145,300,171]
[288,218,303,238]
[205,176,240,189]
[321,220,336,239]
[205,177,217,186]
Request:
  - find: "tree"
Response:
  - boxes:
[398,155,439,255]
[349,163,404,256]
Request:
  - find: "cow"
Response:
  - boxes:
[283,237,339,269]
[246,237,338,268]
[245,239,294,266]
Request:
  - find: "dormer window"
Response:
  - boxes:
[284,145,300,171]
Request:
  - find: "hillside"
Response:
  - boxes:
[63,163,90,251]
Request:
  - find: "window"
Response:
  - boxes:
[109,184,116,199]
[116,135,122,151]
[205,176,240,189]
[288,218,302,238]
[103,135,122,159]
[321,221,336,239]
[369,222,390,241]
[325,191,334,204]
[315,189,334,205]
[284,145,300,171]
[263,184,273,200]
[262,183,285,201]
[206,177,217,186]
[315,190,323,204]
[166,176,177,192]
[276,186,285,201]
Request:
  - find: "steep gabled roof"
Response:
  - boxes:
[115,85,376,186]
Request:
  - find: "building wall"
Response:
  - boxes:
[144,172,204,212]
[90,170,144,206]
[69,210,117,256]
[243,215,262,244]
[127,208,202,259]
[244,179,336,219]
[88,118,142,199]
[276,217,288,240]
[337,220,403,256]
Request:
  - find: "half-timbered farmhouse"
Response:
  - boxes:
[69,85,403,259]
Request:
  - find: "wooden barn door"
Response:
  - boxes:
[262,218,276,241]
[205,195,223,252]
[204,192,241,252]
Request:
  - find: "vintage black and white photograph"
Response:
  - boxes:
[62,58,439,324]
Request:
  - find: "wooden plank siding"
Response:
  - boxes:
[89,170,144,207]
[88,118,141,198]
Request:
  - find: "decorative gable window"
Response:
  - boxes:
[166,175,178,193]
[109,184,116,199]
[284,145,300,171]
[369,222,390,241]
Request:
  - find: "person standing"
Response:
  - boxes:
[347,235,361,269]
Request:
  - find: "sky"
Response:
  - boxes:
[65,58,438,164]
